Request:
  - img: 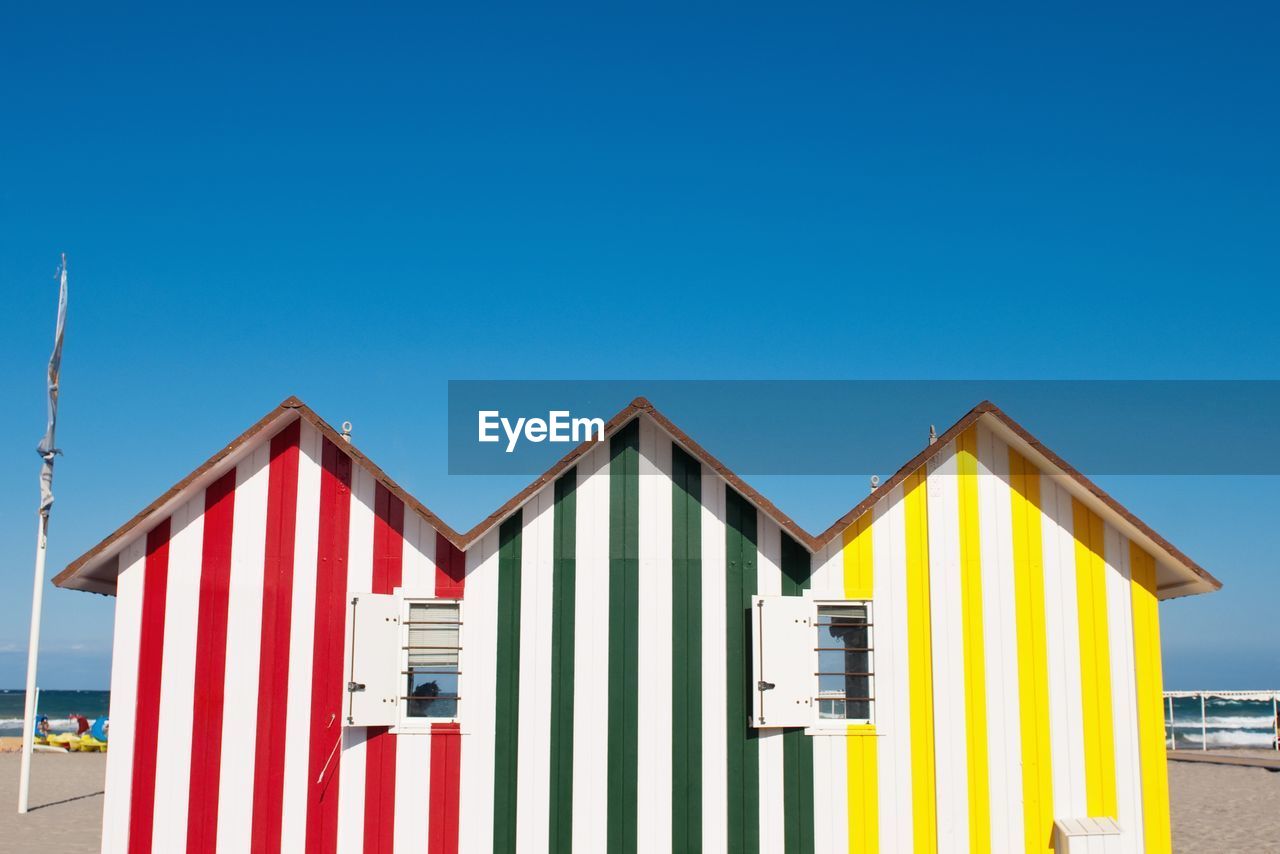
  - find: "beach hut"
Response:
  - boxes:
[53,396,1219,854]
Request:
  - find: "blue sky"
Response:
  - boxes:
[1,3,1277,689]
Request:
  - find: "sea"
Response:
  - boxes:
[1167,694,1279,750]
[0,689,111,737]
[1,689,1275,749]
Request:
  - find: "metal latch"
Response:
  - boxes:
[757,681,775,691]
[348,681,366,693]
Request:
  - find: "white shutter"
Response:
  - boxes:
[751,595,814,728]
[346,593,400,727]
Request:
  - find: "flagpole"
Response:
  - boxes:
[18,254,67,815]
[17,513,50,814]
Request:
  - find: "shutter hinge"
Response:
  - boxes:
[348,681,366,693]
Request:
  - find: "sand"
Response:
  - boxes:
[1,744,1279,852]
[0,747,106,854]
[1169,751,1280,851]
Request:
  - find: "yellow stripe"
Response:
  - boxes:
[842,513,873,599]
[957,428,990,851]
[1008,449,1053,853]
[846,725,879,853]
[1131,544,1172,854]
[842,516,878,852]
[1072,500,1117,818]
[904,469,937,853]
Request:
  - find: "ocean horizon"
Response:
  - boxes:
[0,688,110,737]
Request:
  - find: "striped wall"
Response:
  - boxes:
[806,424,1172,854]
[100,414,1173,853]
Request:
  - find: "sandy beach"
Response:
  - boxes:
[0,743,105,854]
[1168,751,1280,851]
[1,744,1279,852]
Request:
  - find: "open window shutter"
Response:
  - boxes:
[346,593,399,727]
[751,595,813,728]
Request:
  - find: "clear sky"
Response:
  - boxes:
[1,3,1277,689]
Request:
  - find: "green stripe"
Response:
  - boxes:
[781,534,815,854]
[725,487,759,854]
[493,511,523,854]
[671,445,703,852]
[549,469,577,853]
[607,419,640,854]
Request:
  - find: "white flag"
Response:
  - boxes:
[37,257,67,518]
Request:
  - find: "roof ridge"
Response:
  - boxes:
[53,394,1221,597]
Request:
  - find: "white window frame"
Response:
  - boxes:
[808,598,874,732]
[393,592,463,734]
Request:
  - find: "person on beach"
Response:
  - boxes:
[33,715,50,743]
[71,713,90,735]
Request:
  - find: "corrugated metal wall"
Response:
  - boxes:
[101,413,1171,854]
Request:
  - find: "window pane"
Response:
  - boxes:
[405,602,460,719]
[818,699,846,720]
[818,649,870,675]
[818,604,868,621]
[408,603,459,668]
[406,671,458,719]
[815,603,873,723]
[817,623,869,650]
[818,674,870,698]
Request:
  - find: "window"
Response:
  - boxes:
[403,600,460,721]
[815,603,873,723]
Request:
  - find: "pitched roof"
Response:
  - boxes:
[53,395,1222,599]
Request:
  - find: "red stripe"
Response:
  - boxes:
[371,483,404,595]
[364,484,404,854]
[428,535,465,854]
[434,532,464,599]
[428,723,462,854]
[306,439,352,854]
[186,470,238,852]
[250,419,301,854]
[128,518,172,854]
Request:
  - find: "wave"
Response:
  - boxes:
[1172,716,1276,729]
[0,716,81,733]
[1180,729,1276,748]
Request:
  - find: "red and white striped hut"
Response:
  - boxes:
[55,396,1220,854]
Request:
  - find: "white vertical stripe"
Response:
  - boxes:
[1042,478,1088,817]
[927,445,971,853]
[700,472,728,854]
[807,542,848,854]
[875,490,913,852]
[978,428,1024,850]
[280,422,323,854]
[336,465,377,852]
[516,485,555,853]
[572,445,610,853]
[216,444,271,852]
[395,512,435,853]
[395,730,432,854]
[755,516,786,854]
[811,729,849,853]
[637,420,674,851]
[151,492,205,851]
[458,529,500,853]
[401,510,437,594]
[102,537,146,854]
[1107,529,1144,853]
[808,540,838,598]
